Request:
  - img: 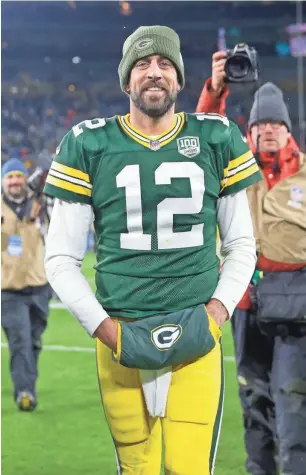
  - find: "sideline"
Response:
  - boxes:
[0,342,235,361]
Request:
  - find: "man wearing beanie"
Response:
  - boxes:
[44,25,261,473]
[196,51,306,475]
[1,158,51,412]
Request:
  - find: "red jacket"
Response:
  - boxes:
[196,78,303,309]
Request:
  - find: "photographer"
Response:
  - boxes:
[1,158,51,412]
[196,51,306,475]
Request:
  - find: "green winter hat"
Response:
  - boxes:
[118,25,185,92]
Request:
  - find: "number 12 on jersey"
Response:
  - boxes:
[116,162,205,251]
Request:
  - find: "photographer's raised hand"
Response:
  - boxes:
[211,51,227,96]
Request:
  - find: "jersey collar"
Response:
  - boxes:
[117,112,185,150]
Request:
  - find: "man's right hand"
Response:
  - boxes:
[94,318,118,352]
[211,51,228,95]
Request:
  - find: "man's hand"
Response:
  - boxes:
[211,51,228,95]
[206,298,229,327]
[94,318,118,352]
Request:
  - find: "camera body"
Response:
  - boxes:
[27,167,47,197]
[26,166,51,222]
[224,43,259,83]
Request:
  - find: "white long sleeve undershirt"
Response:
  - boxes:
[45,190,256,336]
[44,200,107,336]
[213,189,256,314]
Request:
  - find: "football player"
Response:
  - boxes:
[44,26,261,474]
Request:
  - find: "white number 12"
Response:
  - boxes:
[116,162,205,250]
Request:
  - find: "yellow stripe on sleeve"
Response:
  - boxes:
[228,150,254,170]
[223,163,259,188]
[46,175,92,197]
[51,161,90,183]
[221,171,228,187]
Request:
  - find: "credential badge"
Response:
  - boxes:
[177,136,200,158]
[288,186,304,209]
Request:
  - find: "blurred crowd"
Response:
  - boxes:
[1,71,218,170]
[2,0,305,171]
[2,74,302,173]
[1,87,104,172]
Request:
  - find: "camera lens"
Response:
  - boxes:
[226,55,251,79]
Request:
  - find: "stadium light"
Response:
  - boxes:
[120,1,132,16]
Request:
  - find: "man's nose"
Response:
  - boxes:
[147,62,162,80]
[264,123,274,132]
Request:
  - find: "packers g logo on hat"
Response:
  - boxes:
[151,324,182,350]
[135,38,154,51]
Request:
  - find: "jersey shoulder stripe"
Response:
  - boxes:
[45,160,92,197]
[228,150,254,172]
[221,150,257,188]
[223,163,259,189]
[46,175,92,197]
[219,121,262,196]
[50,161,91,183]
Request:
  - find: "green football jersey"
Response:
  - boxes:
[44,112,261,318]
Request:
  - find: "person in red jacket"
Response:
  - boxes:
[196,51,306,475]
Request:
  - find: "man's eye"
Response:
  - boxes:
[137,61,148,67]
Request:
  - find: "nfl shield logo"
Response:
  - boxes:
[177,136,200,158]
[150,140,161,151]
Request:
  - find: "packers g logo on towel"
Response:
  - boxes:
[151,324,182,350]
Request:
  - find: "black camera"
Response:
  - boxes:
[224,43,259,83]
[27,167,47,196]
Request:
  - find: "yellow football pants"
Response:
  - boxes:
[96,317,223,475]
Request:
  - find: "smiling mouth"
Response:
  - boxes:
[143,87,165,93]
[9,185,23,190]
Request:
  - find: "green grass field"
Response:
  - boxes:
[1,252,248,475]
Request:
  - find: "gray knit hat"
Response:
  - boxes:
[248,82,291,131]
[118,25,185,92]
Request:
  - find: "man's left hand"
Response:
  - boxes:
[205,298,229,327]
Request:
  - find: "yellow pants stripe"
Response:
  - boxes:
[95,348,123,474]
[209,342,225,474]
[96,328,223,475]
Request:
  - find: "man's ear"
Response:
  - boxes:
[177,84,181,92]
[125,85,130,94]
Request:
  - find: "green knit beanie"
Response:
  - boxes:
[118,25,185,92]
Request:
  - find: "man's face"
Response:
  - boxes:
[2,172,27,198]
[251,121,290,153]
[127,55,180,118]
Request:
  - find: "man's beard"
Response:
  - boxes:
[3,185,27,203]
[131,89,177,118]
